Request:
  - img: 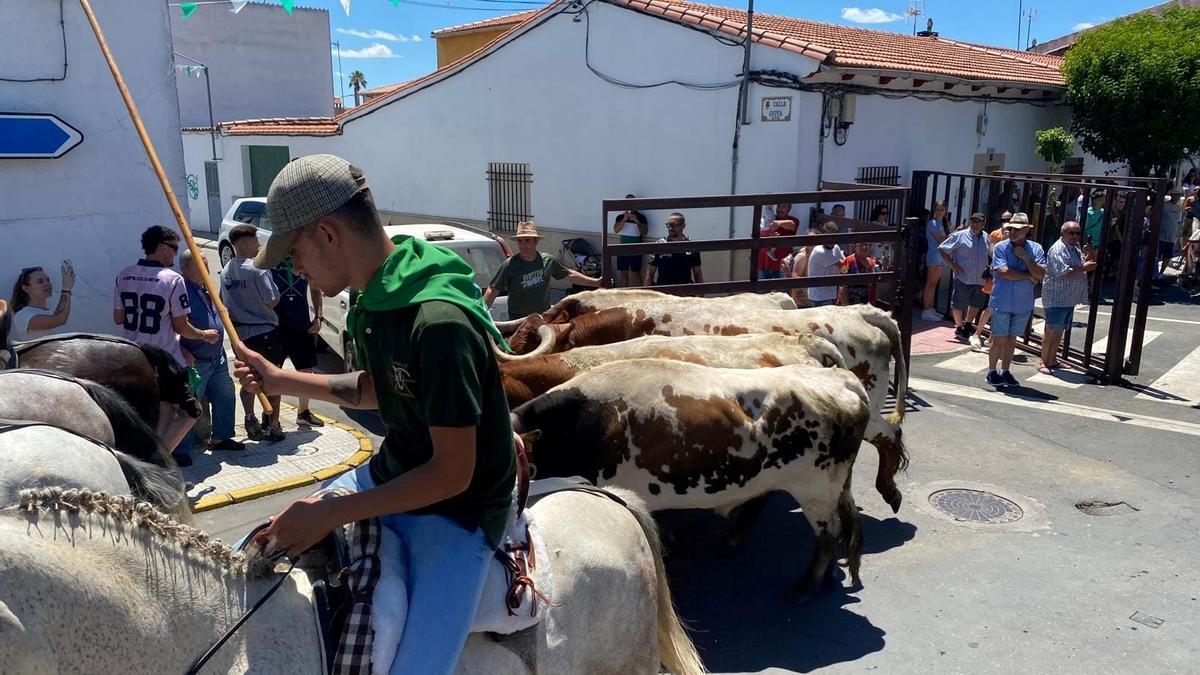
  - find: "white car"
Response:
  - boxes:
[216,198,271,268]
[318,224,512,370]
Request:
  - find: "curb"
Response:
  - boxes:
[190,408,374,513]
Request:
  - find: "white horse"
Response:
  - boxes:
[0,486,705,674]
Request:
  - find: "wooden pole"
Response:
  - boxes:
[78,0,272,415]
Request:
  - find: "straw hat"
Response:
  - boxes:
[1005,213,1032,229]
[513,220,541,239]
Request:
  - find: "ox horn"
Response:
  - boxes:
[491,325,558,362]
[492,317,529,334]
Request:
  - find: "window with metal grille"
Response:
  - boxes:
[854,165,903,222]
[486,162,533,232]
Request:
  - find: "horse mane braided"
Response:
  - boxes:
[13,487,275,578]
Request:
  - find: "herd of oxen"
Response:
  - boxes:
[491,288,910,598]
[0,287,912,671]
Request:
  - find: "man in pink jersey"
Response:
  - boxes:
[112,233,216,388]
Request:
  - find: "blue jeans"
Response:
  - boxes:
[176,352,236,453]
[328,465,494,675]
[758,268,783,280]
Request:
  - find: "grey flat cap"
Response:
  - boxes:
[255,154,363,269]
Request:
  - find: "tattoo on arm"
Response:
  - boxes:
[328,372,365,406]
[54,292,71,316]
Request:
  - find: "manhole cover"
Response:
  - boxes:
[1076,500,1138,516]
[928,489,1024,524]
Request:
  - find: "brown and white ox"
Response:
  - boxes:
[500,303,910,512]
[494,288,796,333]
[499,333,845,407]
[511,358,870,602]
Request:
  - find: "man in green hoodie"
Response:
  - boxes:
[232,154,515,672]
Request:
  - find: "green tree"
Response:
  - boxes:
[1035,127,1075,172]
[349,70,367,106]
[1063,6,1200,176]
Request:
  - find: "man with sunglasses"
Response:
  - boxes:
[644,212,703,286]
[113,225,218,372]
[1039,221,1095,374]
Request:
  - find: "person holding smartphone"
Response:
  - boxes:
[9,260,75,341]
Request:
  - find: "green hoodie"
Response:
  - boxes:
[346,235,506,363]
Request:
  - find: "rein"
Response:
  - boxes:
[185,549,296,675]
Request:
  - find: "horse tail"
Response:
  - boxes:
[607,487,706,675]
[110,449,192,522]
[859,306,909,428]
[79,380,176,471]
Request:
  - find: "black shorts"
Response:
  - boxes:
[616,254,643,272]
[278,327,318,371]
[243,329,285,368]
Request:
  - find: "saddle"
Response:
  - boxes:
[242,477,624,675]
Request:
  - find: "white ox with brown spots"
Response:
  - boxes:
[512,358,869,602]
[502,303,909,512]
[495,288,796,332]
[499,332,845,406]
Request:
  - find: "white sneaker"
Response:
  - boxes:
[920,309,943,322]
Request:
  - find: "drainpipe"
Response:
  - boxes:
[727,0,755,274]
[817,90,826,201]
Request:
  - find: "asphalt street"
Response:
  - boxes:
[193,239,1199,673]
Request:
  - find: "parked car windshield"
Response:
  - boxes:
[451,244,507,289]
[233,201,271,231]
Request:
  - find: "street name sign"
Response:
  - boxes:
[0,113,83,159]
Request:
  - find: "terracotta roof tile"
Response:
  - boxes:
[431,10,539,38]
[222,116,340,136]
[614,0,1065,86]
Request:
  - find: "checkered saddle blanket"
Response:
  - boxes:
[323,479,589,674]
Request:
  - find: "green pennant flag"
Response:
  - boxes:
[390,0,400,6]
[181,2,199,19]
[281,0,294,14]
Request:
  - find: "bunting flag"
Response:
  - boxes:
[340,0,352,16]
[181,2,199,19]
[390,0,400,6]
[281,0,294,14]
[230,0,249,13]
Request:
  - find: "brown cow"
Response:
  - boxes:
[512,358,869,601]
[501,303,909,512]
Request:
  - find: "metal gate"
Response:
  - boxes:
[204,161,221,232]
[486,162,532,233]
[909,169,1168,384]
[854,165,903,223]
[601,185,922,364]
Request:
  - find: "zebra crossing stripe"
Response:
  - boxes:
[1134,344,1200,407]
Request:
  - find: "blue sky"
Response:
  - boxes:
[198,1,1160,102]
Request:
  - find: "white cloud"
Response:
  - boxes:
[410,34,423,42]
[840,7,903,24]
[334,43,400,59]
[336,27,408,42]
[1072,22,1097,31]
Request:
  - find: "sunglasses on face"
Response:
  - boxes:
[162,241,180,252]
[667,222,684,227]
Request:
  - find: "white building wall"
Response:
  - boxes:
[1,0,187,334]
[192,3,1099,276]
[171,3,333,128]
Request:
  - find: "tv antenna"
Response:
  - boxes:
[1023,8,1038,49]
[906,1,926,36]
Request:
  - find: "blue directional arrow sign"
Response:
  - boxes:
[0,113,83,159]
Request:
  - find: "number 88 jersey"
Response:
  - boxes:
[113,260,190,366]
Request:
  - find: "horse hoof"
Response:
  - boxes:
[886,490,902,513]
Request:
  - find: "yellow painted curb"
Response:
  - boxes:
[189,406,374,513]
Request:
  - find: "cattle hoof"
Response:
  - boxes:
[784,581,821,604]
[886,490,902,513]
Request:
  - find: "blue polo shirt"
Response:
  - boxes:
[990,239,1046,314]
[179,279,224,360]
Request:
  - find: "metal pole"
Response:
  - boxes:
[727,0,755,276]
[1017,0,1023,50]
[83,0,272,415]
[203,67,217,160]
[174,50,217,161]
[332,41,345,107]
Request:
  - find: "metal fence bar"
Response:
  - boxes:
[1127,178,1170,375]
